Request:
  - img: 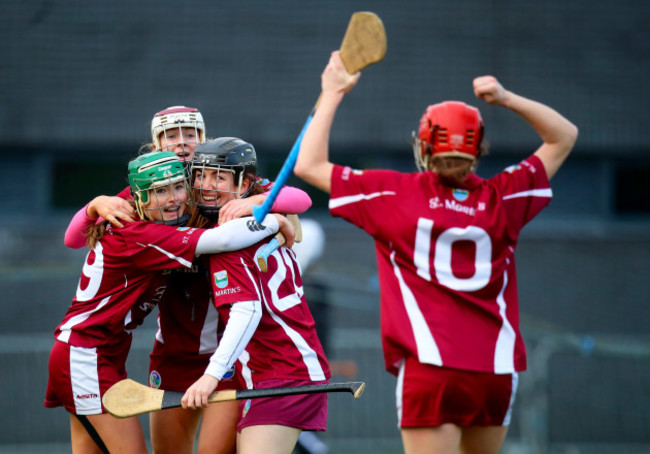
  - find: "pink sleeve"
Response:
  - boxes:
[269,186,312,214]
[64,187,131,249]
[64,204,97,249]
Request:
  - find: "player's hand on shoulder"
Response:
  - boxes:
[473,75,509,106]
[181,374,219,410]
[88,195,135,228]
[219,195,263,224]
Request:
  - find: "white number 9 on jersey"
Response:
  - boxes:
[76,242,105,301]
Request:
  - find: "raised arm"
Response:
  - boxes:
[473,76,578,179]
[294,51,361,193]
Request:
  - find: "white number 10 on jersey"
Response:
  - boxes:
[414,218,492,292]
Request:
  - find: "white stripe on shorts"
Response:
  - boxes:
[395,358,405,428]
[502,372,519,426]
[70,346,102,415]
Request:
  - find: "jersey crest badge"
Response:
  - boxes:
[149,370,162,388]
[452,189,469,202]
[504,164,522,174]
[222,365,236,380]
[214,270,228,289]
[242,399,252,418]
[256,177,272,190]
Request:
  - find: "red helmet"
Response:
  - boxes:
[416,101,484,161]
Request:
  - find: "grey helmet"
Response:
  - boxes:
[190,137,258,219]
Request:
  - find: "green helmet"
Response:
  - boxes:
[128,151,189,223]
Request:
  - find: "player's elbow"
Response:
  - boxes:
[293,159,309,180]
[558,122,579,162]
[568,122,579,148]
[294,162,332,193]
[550,120,579,159]
[293,161,316,185]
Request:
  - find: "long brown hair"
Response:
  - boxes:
[425,140,489,186]
[85,221,109,250]
[430,156,475,186]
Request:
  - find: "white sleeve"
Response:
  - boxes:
[204,300,262,380]
[195,215,279,256]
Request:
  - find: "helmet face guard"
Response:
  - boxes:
[190,137,258,219]
[151,106,205,159]
[413,101,484,171]
[128,151,192,225]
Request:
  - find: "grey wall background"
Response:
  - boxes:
[3,0,649,150]
[1,1,650,453]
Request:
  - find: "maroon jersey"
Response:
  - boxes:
[208,239,330,383]
[148,178,286,361]
[55,222,203,348]
[147,259,229,391]
[329,155,551,375]
[116,185,132,200]
[150,258,220,356]
[100,186,221,384]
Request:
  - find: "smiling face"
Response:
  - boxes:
[192,166,251,210]
[142,180,189,222]
[128,151,191,225]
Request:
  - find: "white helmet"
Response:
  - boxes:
[151,105,206,151]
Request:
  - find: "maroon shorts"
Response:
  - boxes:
[237,379,328,432]
[397,357,518,427]
[44,339,130,415]
[149,353,242,392]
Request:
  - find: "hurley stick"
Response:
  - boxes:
[252,11,386,222]
[255,214,303,272]
[103,378,366,419]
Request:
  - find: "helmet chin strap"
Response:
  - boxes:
[144,199,192,226]
[198,204,221,222]
[237,173,255,199]
[193,170,256,221]
[159,211,191,226]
